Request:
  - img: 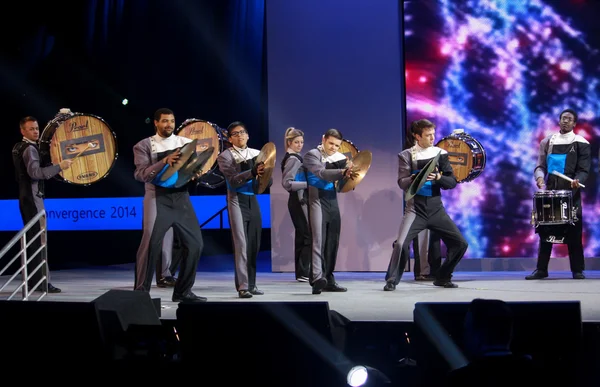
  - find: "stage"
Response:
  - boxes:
[3,263,600,322]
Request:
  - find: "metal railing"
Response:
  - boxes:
[0,209,49,300]
[199,205,228,229]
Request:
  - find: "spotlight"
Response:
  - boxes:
[122,98,128,105]
[347,365,391,386]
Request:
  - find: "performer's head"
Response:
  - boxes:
[407,119,436,149]
[227,121,249,148]
[19,116,40,142]
[321,128,343,156]
[463,298,514,356]
[284,127,304,153]
[559,108,577,134]
[154,108,175,138]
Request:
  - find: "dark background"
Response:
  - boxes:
[0,0,270,269]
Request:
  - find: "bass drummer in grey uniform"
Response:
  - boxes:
[133,108,206,303]
[217,121,271,298]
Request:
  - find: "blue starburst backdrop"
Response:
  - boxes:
[404,0,600,258]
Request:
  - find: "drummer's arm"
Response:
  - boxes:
[133,141,167,183]
[574,140,591,185]
[304,150,344,182]
[23,146,61,180]
[397,152,413,191]
[533,138,549,183]
[282,157,306,192]
[434,153,458,190]
[217,151,254,188]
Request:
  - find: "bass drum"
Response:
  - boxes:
[175,119,228,189]
[435,130,485,183]
[39,112,118,186]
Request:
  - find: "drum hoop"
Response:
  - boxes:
[39,112,119,186]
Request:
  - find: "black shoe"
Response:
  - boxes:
[433,280,458,288]
[249,287,264,295]
[238,290,253,298]
[172,291,207,303]
[383,282,396,291]
[157,276,177,288]
[47,283,62,293]
[525,270,548,280]
[312,278,327,295]
[415,275,435,281]
[323,283,347,292]
[573,272,585,279]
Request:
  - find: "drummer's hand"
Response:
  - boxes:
[252,162,265,177]
[344,167,359,180]
[536,177,546,189]
[410,173,417,181]
[427,172,439,181]
[164,150,181,167]
[571,179,580,189]
[59,159,73,170]
[191,170,203,181]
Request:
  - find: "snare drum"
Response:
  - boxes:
[435,131,485,183]
[175,119,226,188]
[39,112,118,186]
[532,190,575,226]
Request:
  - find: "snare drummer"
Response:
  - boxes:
[527,108,590,280]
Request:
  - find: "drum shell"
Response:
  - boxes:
[533,190,574,225]
[435,133,485,182]
[39,113,118,186]
[339,139,359,159]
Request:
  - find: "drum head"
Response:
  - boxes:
[436,133,485,183]
[39,113,118,186]
[175,119,222,177]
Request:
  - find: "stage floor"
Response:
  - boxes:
[2,265,600,322]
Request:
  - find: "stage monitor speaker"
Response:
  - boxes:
[412,300,582,386]
[92,289,161,332]
[0,300,107,370]
[175,301,348,387]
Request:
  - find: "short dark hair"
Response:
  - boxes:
[324,128,343,140]
[405,119,435,149]
[19,116,38,129]
[465,298,514,346]
[227,121,246,138]
[154,108,174,122]
[560,108,578,122]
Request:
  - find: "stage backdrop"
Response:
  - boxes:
[404,0,600,258]
[266,0,406,271]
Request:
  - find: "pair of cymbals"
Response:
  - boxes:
[404,151,441,201]
[158,139,217,188]
[337,150,372,193]
[255,142,276,194]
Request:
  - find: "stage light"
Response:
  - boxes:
[122,98,128,105]
[347,365,391,386]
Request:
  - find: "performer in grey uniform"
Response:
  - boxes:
[303,128,356,294]
[12,116,72,293]
[133,108,206,303]
[281,127,311,282]
[217,121,271,298]
[384,119,468,290]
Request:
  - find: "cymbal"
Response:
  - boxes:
[160,139,198,182]
[338,150,372,193]
[256,142,276,194]
[404,151,441,201]
[173,146,216,188]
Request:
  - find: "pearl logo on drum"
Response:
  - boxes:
[69,120,89,132]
